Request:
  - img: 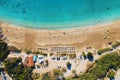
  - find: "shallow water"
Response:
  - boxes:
[0,0,120,29]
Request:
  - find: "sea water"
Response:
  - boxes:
[0,0,120,30]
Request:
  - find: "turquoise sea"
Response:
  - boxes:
[0,0,120,29]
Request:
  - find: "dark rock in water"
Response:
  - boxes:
[107,7,110,10]
[18,2,21,5]
[16,4,20,7]
[16,2,21,7]
[22,8,26,13]
[22,10,26,13]
[0,0,8,6]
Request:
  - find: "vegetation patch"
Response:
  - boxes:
[82,52,87,60]
[0,41,10,61]
[97,47,111,55]
[87,52,93,61]
[68,54,76,59]
[35,51,48,56]
[4,58,33,80]
[69,52,120,80]
[112,41,120,49]
[8,46,21,53]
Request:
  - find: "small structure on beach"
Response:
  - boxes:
[51,46,76,54]
[33,55,37,62]
[38,47,49,53]
[27,54,34,67]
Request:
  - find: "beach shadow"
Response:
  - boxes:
[67,65,71,70]
[88,57,94,61]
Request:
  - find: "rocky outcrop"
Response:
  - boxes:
[0,27,3,38]
[0,26,9,43]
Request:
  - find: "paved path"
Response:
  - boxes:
[115,70,120,80]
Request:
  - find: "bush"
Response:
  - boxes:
[107,70,115,79]
[58,53,67,57]
[95,60,98,63]
[68,54,76,59]
[61,67,67,73]
[35,51,41,54]
[33,73,40,79]
[97,48,111,55]
[0,41,7,50]
[72,69,76,74]
[4,58,33,80]
[87,52,93,61]
[72,69,77,78]
[42,72,51,80]
[8,46,21,53]
[0,41,10,61]
[35,51,47,56]
[53,69,62,78]
[26,49,32,54]
[50,53,54,56]
[112,41,120,49]
[76,52,120,80]
[82,52,87,60]
[42,53,48,57]
[66,62,72,70]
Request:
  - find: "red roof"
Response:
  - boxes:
[27,56,34,67]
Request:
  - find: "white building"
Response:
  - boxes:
[37,55,45,64]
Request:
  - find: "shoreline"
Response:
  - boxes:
[0,16,118,30]
[0,20,120,52]
[0,19,116,32]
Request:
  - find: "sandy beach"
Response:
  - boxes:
[0,20,120,52]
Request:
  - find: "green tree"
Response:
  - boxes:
[4,58,33,80]
[87,52,93,61]
[35,51,40,54]
[42,72,51,80]
[53,69,62,78]
[107,70,115,79]
[0,41,10,61]
[66,62,72,70]
[26,49,32,54]
[97,48,111,55]
[79,52,120,80]
[82,52,87,59]
[67,62,71,67]
[33,73,40,79]
[112,41,120,49]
